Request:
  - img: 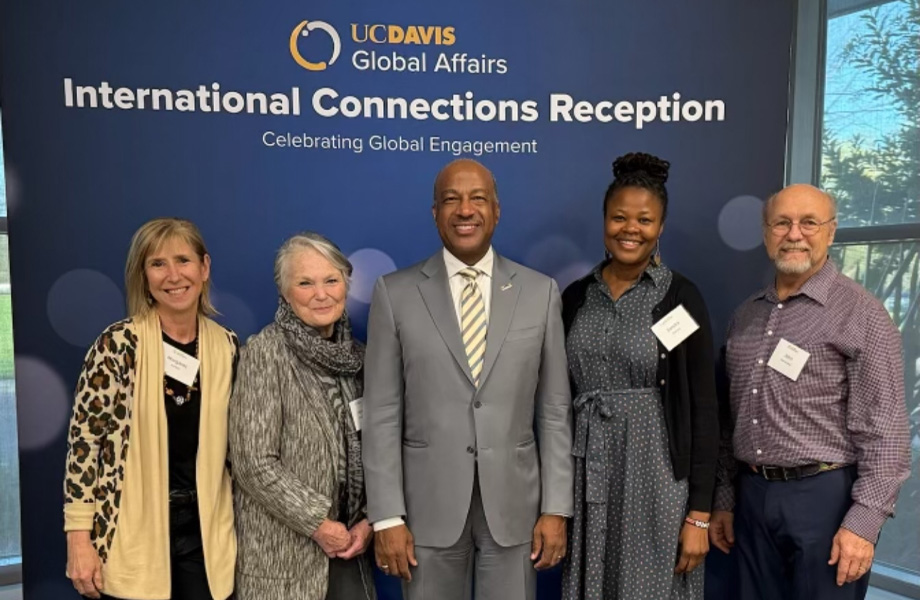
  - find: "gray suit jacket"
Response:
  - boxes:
[363,251,574,548]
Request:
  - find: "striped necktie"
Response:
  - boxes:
[459,267,487,386]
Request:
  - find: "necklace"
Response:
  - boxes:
[164,334,199,407]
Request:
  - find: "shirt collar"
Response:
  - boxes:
[757,257,838,305]
[591,259,666,287]
[443,246,494,279]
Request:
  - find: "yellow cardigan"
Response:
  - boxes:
[64,312,237,600]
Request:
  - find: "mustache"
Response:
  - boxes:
[779,243,810,251]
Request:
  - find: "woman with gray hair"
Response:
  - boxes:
[229,232,375,600]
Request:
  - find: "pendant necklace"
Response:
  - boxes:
[164,334,199,407]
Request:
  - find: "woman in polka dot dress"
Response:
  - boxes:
[560,153,720,600]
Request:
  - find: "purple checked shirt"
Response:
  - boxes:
[714,259,910,543]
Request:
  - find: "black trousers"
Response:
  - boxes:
[735,466,871,600]
[92,504,215,600]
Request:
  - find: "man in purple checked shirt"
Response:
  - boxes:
[709,184,910,600]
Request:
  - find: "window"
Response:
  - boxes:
[0,115,22,585]
[790,0,920,594]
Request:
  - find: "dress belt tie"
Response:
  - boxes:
[572,388,658,505]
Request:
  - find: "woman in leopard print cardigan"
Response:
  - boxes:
[63,218,238,600]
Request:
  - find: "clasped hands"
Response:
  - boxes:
[311,518,374,560]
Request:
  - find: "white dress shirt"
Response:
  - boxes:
[444,246,494,324]
[373,247,494,532]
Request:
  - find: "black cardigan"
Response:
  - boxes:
[561,267,719,513]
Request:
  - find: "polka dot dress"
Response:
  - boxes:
[561,262,703,600]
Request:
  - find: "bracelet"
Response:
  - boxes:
[684,516,710,530]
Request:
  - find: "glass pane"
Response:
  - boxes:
[821,0,919,228]
[830,242,920,574]
[0,233,19,567]
[0,111,6,219]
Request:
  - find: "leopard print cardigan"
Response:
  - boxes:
[63,317,238,561]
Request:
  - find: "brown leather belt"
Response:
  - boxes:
[747,462,843,481]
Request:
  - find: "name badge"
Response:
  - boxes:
[163,342,200,386]
[349,397,364,432]
[767,338,810,381]
[651,305,700,351]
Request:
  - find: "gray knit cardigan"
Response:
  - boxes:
[228,316,371,600]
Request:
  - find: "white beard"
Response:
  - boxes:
[774,255,813,274]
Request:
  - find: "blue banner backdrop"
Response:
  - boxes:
[1,1,793,598]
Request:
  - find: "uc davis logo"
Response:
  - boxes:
[290,20,341,71]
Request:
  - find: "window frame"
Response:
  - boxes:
[0,565,21,587]
[787,0,920,596]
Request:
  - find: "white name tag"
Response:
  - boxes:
[163,342,200,386]
[349,397,364,432]
[651,305,700,351]
[767,338,810,381]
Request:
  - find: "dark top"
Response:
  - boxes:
[567,261,671,391]
[562,263,719,512]
[163,332,200,492]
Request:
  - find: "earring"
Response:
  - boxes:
[652,239,662,266]
[604,249,612,261]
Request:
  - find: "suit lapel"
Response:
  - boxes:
[418,253,475,385]
[478,254,519,389]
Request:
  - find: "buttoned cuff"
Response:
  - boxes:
[372,517,405,532]
[713,484,735,513]
[841,503,887,545]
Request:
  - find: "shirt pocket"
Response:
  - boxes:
[767,342,847,414]
[796,342,847,392]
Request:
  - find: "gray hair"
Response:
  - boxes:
[762,185,837,223]
[274,232,352,294]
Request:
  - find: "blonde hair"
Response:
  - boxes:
[124,218,217,318]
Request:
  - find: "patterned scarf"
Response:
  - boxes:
[274,299,367,527]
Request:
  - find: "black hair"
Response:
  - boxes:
[603,152,670,221]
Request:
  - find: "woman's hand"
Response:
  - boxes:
[337,519,374,560]
[67,531,104,598]
[312,519,352,557]
[675,511,710,574]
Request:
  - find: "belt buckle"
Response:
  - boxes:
[761,466,783,481]
[169,489,196,505]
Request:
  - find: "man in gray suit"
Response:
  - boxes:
[363,159,574,599]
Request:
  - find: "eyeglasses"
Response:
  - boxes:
[765,216,836,236]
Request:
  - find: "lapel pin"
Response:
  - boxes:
[501,283,513,291]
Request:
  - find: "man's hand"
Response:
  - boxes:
[336,519,374,560]
[709,510,735,554]
[66,531,104,599]
[311,519,351,557]
[375,524,418,581]
[531,514,566,570]
[829,527,874,586]
[675,512,710,574]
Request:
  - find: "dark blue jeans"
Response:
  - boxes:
[735,466,870,600]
